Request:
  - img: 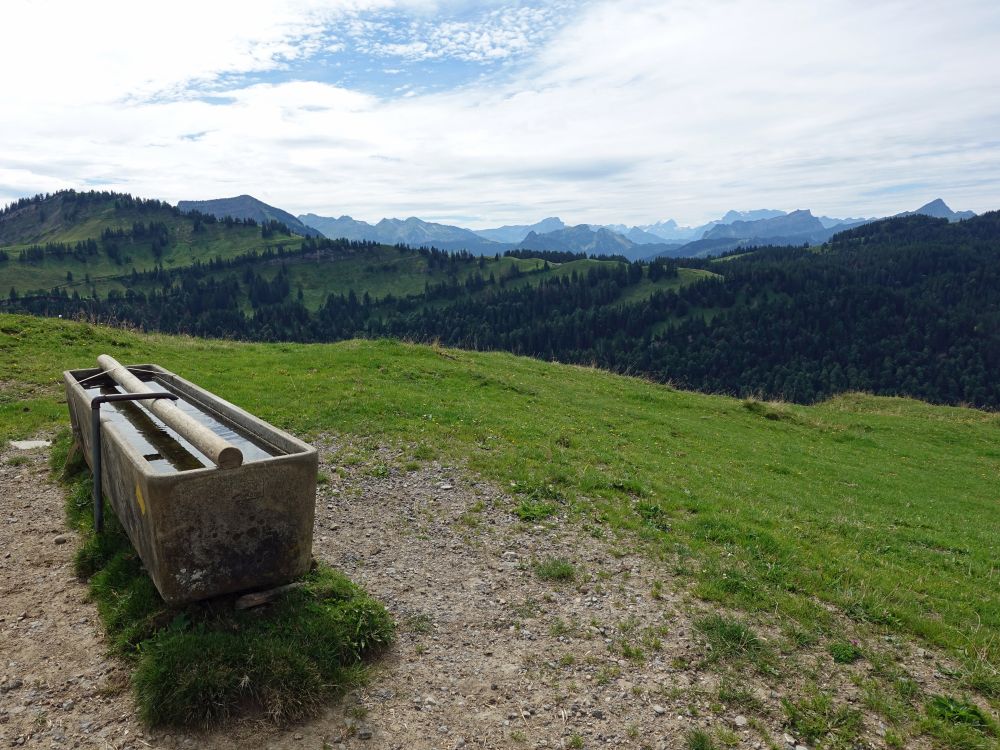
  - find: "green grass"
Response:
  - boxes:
[534,557,576,582]
[516,497,557,521]
[782,690,863,748]
[52,432,393,727]
[500,258,715,307]
[694,614,769,667]
[258,249,544,309]
[686,729,719,750]
[923,694,998,748]
[615,267,721,305]
[3,314,1000,715]
[927,696,994,732]
[828,641,863,664]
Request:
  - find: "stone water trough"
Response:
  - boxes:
[64,355,317,604]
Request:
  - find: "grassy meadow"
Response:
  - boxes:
[1,313,998,743]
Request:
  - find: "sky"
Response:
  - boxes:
[1,0,998,227]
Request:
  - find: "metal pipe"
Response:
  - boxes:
[91,391,178,533]
[96,354,243,469]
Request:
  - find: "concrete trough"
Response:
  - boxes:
[64,359,316,604]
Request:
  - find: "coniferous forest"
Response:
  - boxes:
[4,191,1000,409]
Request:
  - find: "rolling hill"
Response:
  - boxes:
[0,190,307,293]
[5,190,1000,414]
[0,190,708,336]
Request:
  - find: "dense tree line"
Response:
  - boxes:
[6,211,1000,408]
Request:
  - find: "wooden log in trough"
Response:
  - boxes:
[96,354,243,469]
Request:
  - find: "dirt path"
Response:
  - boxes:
[2,439,952,750]
[0,446,145,749]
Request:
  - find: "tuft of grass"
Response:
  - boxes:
[410,443,436,461]
[686,729,718,750]
[828,641,863,664]
[635,500,671,531]
[533,557,576,583]
[132,566,393,727]
[618,641,645,662]
[925,695,994,734]
[859,678,911,727]
[964,661,1000,699]
[714,727,739,747]
[884,728,906,748]
[405,613,434,634]
[595,664,620,685]
[782,690,863,747]
[549,617,571,637]
[717,680,762,712]
[133,569,392,726]
[695,614,767,664]
[515,498,556,522]
[457,499,485,528]
[742,398,797,422]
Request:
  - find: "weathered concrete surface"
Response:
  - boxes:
[64,364,316,605]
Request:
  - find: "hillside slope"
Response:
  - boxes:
[0,190,306,292]
[2,313,998,748]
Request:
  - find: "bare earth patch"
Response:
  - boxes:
[0,439,980,749]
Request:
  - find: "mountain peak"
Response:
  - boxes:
[918,198,951,213]
[900,199,976,222]
[719,209,787,224]
[177,195,323,237]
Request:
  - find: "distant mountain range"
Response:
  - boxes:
[297,213,502,254]
[177,195,324,238]
[175,195,975,259]
[517,225,635,256]
[472,217,566,244]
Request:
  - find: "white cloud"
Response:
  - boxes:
[354,5,565,62]
[1,0,998,225]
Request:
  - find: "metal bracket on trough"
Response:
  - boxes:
[91,392,178,532]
